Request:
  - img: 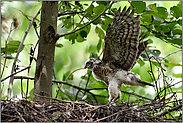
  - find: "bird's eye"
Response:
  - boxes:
[86,62,92,66]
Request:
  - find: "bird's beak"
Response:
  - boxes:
[84,66,87,69]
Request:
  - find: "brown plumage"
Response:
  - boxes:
[85,6,154,102]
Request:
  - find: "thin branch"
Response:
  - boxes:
[7,7,42,98]
[58,11,85,17]
[1,23,15,78]
[66,68,84,82]
[161,50,182,61]
[56,1,114,39]
[1,66,31,82]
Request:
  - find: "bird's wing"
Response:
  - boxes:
[101,6,142,71]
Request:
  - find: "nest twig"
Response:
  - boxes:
[1,91,182,122]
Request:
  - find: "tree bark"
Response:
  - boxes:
[33,1,58,102]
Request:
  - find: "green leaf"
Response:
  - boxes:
[156,7,168,19]
[90,52,99,59]
[172,29,182,35]
[167,21,177,30]
[137,58,145,67]
[28,88,34,100]
[93,4,105,15]
[139,88,145,95]
[172,73,182,78]
[89,45,97,52]
[96,1,108,6]
[151,61,161,67]
[131,1,146,13]
[56,43,63,48]
[63,71,73,81]
[149,3,156,9]
[101,16,113,31]
[1,40,24,55]
[161,25,170,33]
[1,94,8,100]
[92,18,102,25]
[141,14,153,24]
[79,30,87,38]
[167,39,182,45]
[170,6,182,19]
[86,4,94,15]
[64,33,77,43]
[163,62,182,68]
[97,39,102,52]
[63,17,72,29]
[177,1,182,11]
[95,26,105,39]
[76,34,86,42]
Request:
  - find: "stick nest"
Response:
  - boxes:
[1,94,182,122]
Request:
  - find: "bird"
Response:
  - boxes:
[84,6,154,103]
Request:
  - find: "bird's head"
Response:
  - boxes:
[84,58,101,70]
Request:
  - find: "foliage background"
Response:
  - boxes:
[1,1,182,104]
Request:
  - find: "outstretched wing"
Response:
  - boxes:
[101,6,144,71]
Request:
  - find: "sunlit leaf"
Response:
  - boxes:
[96,1,108,6]
[170,6,182,19]
[93,4,105,15]
[156,7,168,19]
[149,3,156,9]
[163,62,182,68]
[137,58,145,67]
[131,1,146,13]
[1,40,24,55]
[167,39,182,45]
[76,34,86,42]
[97,39,102,53]
[86,4,94,15]
[95,26,105,39]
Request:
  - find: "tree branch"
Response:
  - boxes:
[1,66,31,82]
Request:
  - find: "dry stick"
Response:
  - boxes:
[26,104,51,122]
[1,23,15,78]
[1,66,31,82]
[94,108,131,122]
[25,22,40,98]
[7,7,42,98]
[153,104,182,117]
[11,103,26,122]
[143,47,159,94]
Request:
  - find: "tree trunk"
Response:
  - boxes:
[33,1,58,102]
